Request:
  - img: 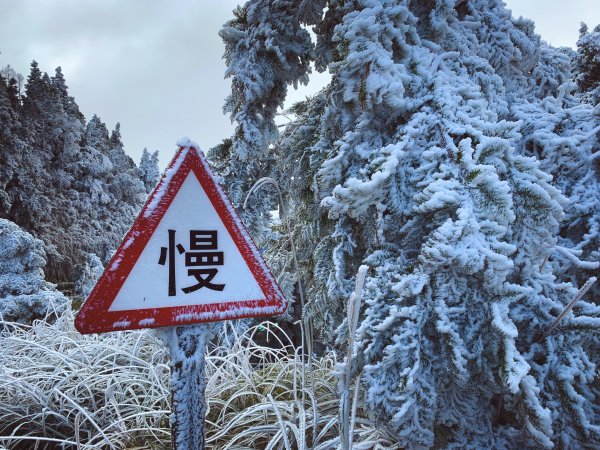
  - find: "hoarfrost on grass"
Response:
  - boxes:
[0,309,400,449]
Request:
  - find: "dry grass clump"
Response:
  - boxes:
[0,308,398,449]
[0,309,170,449]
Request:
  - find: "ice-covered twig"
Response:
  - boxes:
[538,277,597,342]
[348,377,361,450]
[244,177,306,320]
[267,393,292,450]
[52,388,115,449]
[554,245,600,269]
[339,265,368,450]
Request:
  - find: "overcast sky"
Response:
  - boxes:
[1,0,599,170]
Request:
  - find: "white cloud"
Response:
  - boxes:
[504,0,600,48]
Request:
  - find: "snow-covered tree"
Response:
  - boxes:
[74,253,104,299]
[51,66,84,121]
[220,0,600,447]
[1,65,23,106]
[505,20,600,300]
[0,73,19,148]
[0,62,148,282]
[574,23,600,104]
[21,60,47,119]
[0,74,23,230]
[513,88,600,301]
[139,147,160,192]
[0,219,68,323]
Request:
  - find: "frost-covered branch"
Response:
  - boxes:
[538,277,597,342]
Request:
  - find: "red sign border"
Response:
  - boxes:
[75,145,287,334]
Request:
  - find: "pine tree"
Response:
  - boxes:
[84,114,110,151]
[0,74,22,218]
[139,147,160,192]
[51,66,84,121]
[108,123,134,168]
[1,64,23,104]
[74,253,104,298]
[6,77,19,109]
[574,23,600,104]
[0,73,18,145]
[0,219,68,323]
[22,61,48,119]
[221,1,600,447]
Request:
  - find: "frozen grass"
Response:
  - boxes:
[0,308,170,449]
[0,308,399,449]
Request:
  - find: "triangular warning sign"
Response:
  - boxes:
[75,141,287,334]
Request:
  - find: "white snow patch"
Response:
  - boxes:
[174,304,282,322]
[176,136,201,153]
[109,256,122,272]
[138,318,155,326]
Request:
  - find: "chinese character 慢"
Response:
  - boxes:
[158,229,225,296]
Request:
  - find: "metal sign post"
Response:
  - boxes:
[161,324,212,450]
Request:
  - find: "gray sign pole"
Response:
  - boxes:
[163,324,212,450]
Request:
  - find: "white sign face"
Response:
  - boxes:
[75,143,287,334]
[108,173,265,311]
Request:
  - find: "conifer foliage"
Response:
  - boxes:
[217,0,317,241]
[74,253,105,299]
[574,23,600,104]
[219,0,600,447]
[0,219,68,323]
[139,147,160,192]
[0,62,148,282]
